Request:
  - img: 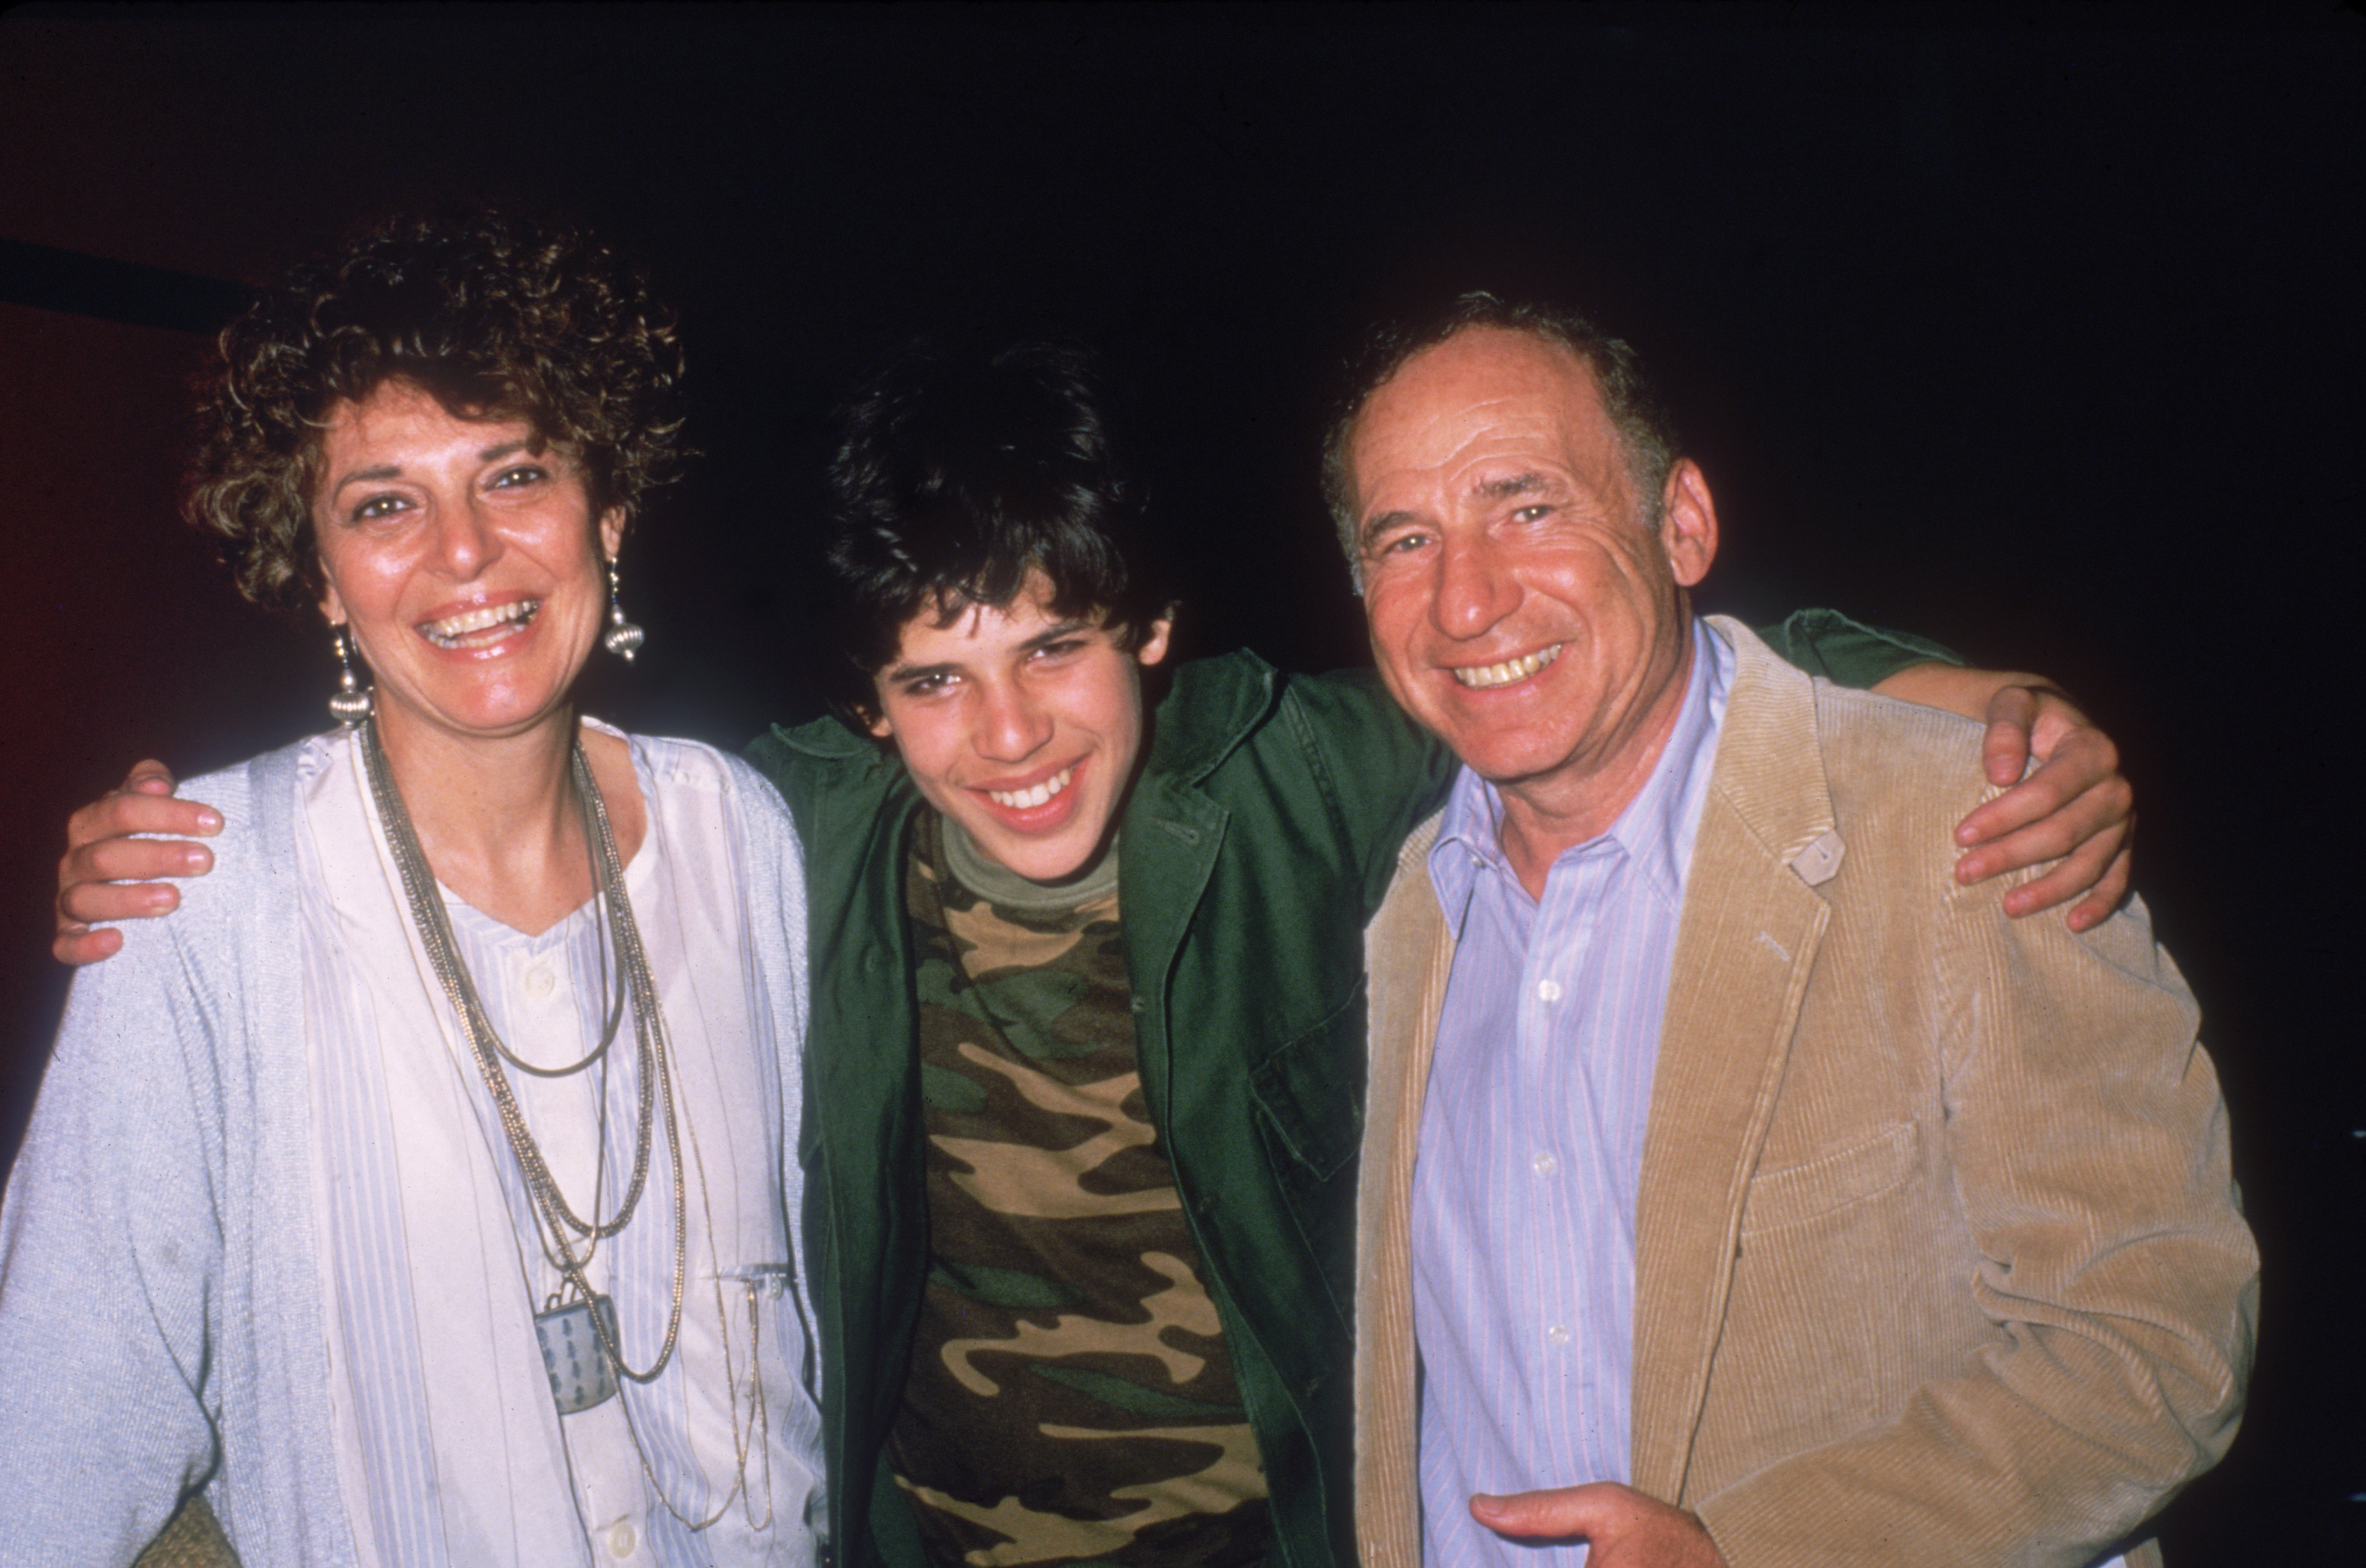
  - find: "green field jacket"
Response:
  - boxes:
[746,613,1954,1568]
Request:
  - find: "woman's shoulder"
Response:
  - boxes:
[85,732,333,999]
[175,731,344,886]
[613,727,799,837]
[179,731,318,819]
[615,730,806,942]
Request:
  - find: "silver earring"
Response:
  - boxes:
[328,625,373,726]
[602,555,646,662]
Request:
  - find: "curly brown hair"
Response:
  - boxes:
[187,208,687,612]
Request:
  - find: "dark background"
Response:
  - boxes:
[2,4,2356,1557]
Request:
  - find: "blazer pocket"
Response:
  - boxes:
[1248,981,1367,1184]
[1740,1120,1920,1238]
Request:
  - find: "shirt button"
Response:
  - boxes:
[523,963,557,1001]
[1533,1152,1558,1177]
[1546,1324,1571,1347]
[607,1520,636,1558]
[1537,978,1563,1003]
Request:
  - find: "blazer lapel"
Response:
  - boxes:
[1629,619,1840,1504]
[1354,813,1452,1568]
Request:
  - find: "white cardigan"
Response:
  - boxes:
[0,732,821,1567]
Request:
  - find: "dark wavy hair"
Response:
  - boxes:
[1320,291,1680,584]
[822,337,1174,722]
[187,208,687,612]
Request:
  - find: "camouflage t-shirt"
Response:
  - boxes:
[887,814,1270,1567]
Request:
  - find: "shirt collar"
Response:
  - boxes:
[1429,618,1733,921]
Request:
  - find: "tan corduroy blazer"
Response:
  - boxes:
[1353,618,2257,1568]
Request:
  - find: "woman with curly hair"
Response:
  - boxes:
[0,211,823,1566]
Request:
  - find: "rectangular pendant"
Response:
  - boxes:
[534,1293,620,1415]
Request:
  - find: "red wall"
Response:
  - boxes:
[0,301,315,1157]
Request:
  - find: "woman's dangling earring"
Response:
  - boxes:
[602,555,646,663]
[328,624,373,726]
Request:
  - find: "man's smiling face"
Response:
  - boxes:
[1347,326,1716,825]
[868,570,1172,883]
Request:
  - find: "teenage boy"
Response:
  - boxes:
[54,341,2134,1568]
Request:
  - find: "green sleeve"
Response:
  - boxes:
[1753,608,1962,689]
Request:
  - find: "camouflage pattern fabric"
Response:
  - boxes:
[135,1496,239,1568]
[888,816,1270,1567]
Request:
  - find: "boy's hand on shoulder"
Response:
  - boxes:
[54,762,223,966]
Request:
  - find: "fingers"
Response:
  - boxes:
[59,871,188,926]
[1958,805,2135,923]
[1955,762,2130,876]
[1993,811,2133,917]
[1955,718,2124,877]
[1472,1483,1727,1567]
[1980,685,2040,787]
[2063,832,2135,932]
[52,923,127,968]
[1470,1482,1626,1540]
[56,836,202,932]
[1955,786,2124,895]
[63,830,214,887]
[65,788,220,853]
[1954,685,2134,921]
[1956,716,2121,840]
[122,758,180,794]
[52,763,218,965]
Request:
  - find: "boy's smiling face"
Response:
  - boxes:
[868,570,1172,883]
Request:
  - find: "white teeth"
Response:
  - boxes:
[1451,644,1564,690]
[987,766,1074,811]
[421,600,540,648]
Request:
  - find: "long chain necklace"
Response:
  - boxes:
[359,717,776,1532]
[360,716,685,1383]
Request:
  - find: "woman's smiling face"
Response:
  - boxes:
[312,380,622,747]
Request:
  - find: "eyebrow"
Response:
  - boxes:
[327,440,536,499]
[1358,471,1560,551]
[1474,471,1548,500]
[1357,510,1415,552]
[881,617,1097,684]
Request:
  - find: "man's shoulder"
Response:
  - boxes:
[1719,617,1991,817]
[1812,681,1989,797]
[1709,618,1999,909]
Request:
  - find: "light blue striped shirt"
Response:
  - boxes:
[1413,620,1731,1568]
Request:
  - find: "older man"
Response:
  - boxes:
[1339,297,2256,1568]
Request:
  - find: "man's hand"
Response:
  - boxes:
[54,762,221,966]
[1472,1483,1729,1568]
[1953,684,2134,932]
